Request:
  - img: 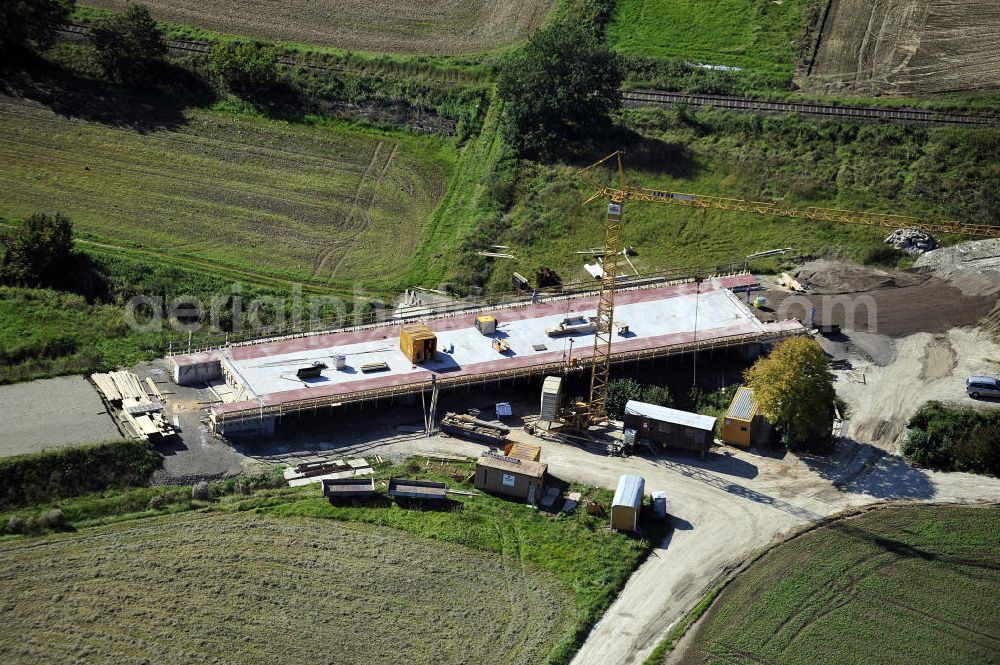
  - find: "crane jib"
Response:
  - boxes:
[648,190,697,202]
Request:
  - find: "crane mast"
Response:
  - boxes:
[584,197,623,423]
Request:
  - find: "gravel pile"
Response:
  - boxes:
[915,238,1000,296]
[884,228,936,254]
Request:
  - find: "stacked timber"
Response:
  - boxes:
[91,370,176,440]
[545,316,596,337]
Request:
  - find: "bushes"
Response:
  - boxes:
[605,378,673,419]
[4,508,65,534]
[902,402,1000,475]
[0,439,158,510]
[209,41,278,92]
[0,0,74,55]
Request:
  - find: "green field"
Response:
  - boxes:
[0,457,653,664]
[608,0,816,76]
[0,95,454,291]
[676,505,1000,664]
[0,511,571,663]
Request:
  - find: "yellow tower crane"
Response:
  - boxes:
[574,150,999,426]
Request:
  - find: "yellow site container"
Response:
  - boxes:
[400,324,437,363]
[475,315,497,335]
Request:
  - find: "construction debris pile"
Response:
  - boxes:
[284,457,372,487]
[91,371,176,440]
[884,228,936,254]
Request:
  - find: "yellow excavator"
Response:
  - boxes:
[571,150,999,426]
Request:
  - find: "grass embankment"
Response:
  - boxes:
[0,287,139,382]
[475,108,1000,290]
[609,0,814,77]
[0,440,157,511]
[674,505,1000,664]
[0,457,652,664]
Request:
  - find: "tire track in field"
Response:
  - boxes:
[326,142,399,281]
[311,140,384,279]
[0,102,369,173]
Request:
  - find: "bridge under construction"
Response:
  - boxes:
[170,273,805,435]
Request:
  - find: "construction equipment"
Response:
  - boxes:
[491,338,511,354]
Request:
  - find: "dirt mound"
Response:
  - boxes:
[766,260,995,337]
[792,259,926,295]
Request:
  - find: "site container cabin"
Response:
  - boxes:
[475,453,547,504]
[399,324,437,363]
[504,442,541,462]
[721,387,772,448]
[623,400,716,458]
[540,376,562,422]
[611,474,645,532]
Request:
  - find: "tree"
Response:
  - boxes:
[91,3,165,82]
[209,41,278,92]
[640,384,672,409]
[744,337,834,451]
[606,378,642,420]
[496,19,621,160]
[0,0,74,55]
[0,212,74,287]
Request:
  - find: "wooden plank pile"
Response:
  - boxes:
[91,370,176,440]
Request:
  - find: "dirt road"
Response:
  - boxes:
[832,328,1000,449]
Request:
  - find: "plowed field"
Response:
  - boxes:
[0,511,572,664]
[82,0,553,54]
[0,95,452,288]
[804,0,1000,96]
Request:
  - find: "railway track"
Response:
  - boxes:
[623,89,1000,127]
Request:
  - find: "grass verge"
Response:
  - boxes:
[643,582,723,665]
[608,0,815,77]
